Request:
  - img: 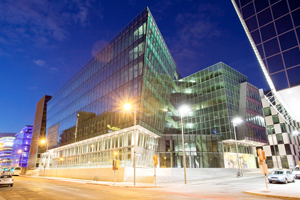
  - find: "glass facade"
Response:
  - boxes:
[41,126,158,169]
[43,8,268,170]
[158,62,267,168]
[11,126,33,168]
[0,134,15,167]
[233,0,300,91]
[46,8,180,149]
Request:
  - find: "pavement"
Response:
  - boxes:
[244,180,300,200]
[21,173,300,199]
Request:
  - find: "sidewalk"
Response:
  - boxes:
[244,180,300,200]
[22,175,158,188]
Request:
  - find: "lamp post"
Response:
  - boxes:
[232,117,243,178]
[178,105,190,184]
[40,139,48,177]
[18,150,24,168]
[123,102,136,186]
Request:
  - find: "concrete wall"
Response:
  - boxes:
[40,167,260,183]
[40,167,126,182]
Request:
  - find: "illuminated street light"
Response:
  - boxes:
[123,102,136,187]
[123,103,132,111]
[178,105,191,184]
[40,139,48,177]
[232,117,243,178]
[59,157,64,161]
[18,150,24,168]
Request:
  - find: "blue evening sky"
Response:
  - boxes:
[0,0,269,133]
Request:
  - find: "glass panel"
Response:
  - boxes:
[288,0,300,11]
[292,9,300,27]
[263,107,272,116]
[287,66,300,87]
[260,23,276,41]
[279,31,298,51]
[257,8,272,26]
[267,54,284,74]
[271,0,289,19]
[283,47,300,68]
[240,0,252,7]
[264,38,280,57]
[255,0,270,12]
[275,15,293,35]
[251,30,261,44]
[242,2,255,19]
[270,71,289,91]
[276,133,284,144]
[272,115,279,124]
[245,16,258,32]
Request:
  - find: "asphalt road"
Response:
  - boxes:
[0,174,287,200]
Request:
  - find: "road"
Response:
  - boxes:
[0,174,287,200]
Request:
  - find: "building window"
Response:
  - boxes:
[266,156,274,168]
[272,115,279,124]
[280,123,287,132]
[276,134,284,144]
[285,144,291,155]
[263,107,272,116]
[270,145,279,156]
[280,155,289,169]
[267,125,275,134]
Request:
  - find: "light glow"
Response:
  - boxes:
[123,102,132,111]
[232,117,243,126]
[178,105,191,115]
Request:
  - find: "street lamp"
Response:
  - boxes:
[232,117,243,178]
[18,150,24,168]
[123,102,137,186]
[178,105,191,184]
[40,139,48,177]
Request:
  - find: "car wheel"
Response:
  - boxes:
[269,181,272,183]
[285,179,288,184]
[292,177,295,183]
[10,184,13,187]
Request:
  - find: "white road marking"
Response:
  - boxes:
[67,188,79,190]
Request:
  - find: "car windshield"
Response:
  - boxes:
[294,167,299,171]
[1,175,12,178]
[273,171,284,174]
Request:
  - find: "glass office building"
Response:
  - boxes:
[232,0,300,122]
[11,125,33,168]
[42,8,267,170]
[0,133,15,167]
[159,62,267,168]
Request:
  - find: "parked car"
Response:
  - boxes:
[292,165,300,179]
[268,170,295,184]
[0,174,14,187]
[11,167,21,176]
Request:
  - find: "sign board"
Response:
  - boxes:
[260,164,268,174]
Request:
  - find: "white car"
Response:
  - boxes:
[0,174,14,187]
[268,170,295,184]
[11,167,21,176]
[292,165,300,179]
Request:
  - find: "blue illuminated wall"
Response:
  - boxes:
[11,125,33,168]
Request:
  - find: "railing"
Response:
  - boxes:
[46,161,132,169]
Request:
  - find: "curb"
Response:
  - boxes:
[243,191,300,200]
